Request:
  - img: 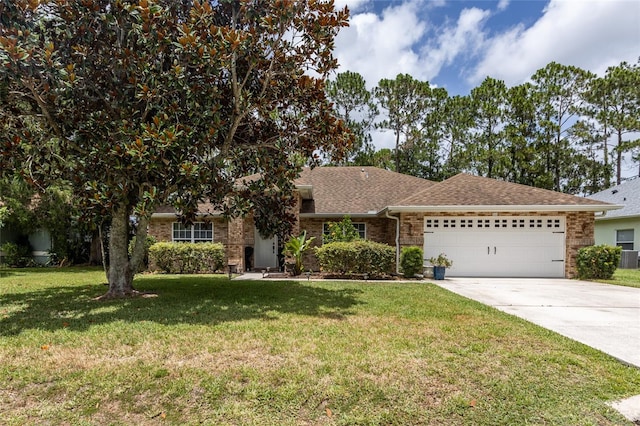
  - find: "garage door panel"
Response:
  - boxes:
[424,216,565,278]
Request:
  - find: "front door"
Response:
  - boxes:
[254,229,278,270]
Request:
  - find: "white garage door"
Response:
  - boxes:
[423,216,565,278]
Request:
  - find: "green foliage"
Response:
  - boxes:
[0,241,33,267]
[576,245,622,280]
[374,73,435,173]
[315,240,395,276]
[329,59,639,193]
[400,246,423,277]
[283,230,315,276]
[0,177,92,265]
[0,206,7,227]
[1,0,350,295]
[323,216,361,243]
[325,71,378,165]
[428,253,453,268]
[149,242,225,274]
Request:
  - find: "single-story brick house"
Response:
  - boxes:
[148,166,618,278]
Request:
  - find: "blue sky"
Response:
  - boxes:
[332,0,640,95]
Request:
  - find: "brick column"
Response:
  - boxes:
[565,211,595,278]
[227,217,245,272]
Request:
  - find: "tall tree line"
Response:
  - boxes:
[325,60,640,194]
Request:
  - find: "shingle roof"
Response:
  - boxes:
[152,169,616,217]
[395,173,614,208]
[588,178,640,219]
[295,166,435,214]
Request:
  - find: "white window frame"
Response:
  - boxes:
[616,229,634,250]
[322,222,366,240]
[172,222,213,243]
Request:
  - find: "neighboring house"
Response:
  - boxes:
[0,198,53,265]
[588,178,640,263]
[148,166,617,278]
[0,224,53,265]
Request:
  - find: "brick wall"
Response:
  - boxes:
[147,216,232,266]
[149,208,596,278]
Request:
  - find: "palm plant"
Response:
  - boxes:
[284,231,316,276]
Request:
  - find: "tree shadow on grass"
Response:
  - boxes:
[0,275,363,336]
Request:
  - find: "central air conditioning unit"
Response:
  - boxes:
[619,250,639,269]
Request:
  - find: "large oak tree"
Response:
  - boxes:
[0,0,350,297]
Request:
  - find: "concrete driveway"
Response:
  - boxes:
[435,278,640,368]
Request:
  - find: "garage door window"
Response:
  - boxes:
[424,217,562,230]
[616,229,634,250]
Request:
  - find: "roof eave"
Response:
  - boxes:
[151,212,223,218]
[295,184,314,200]
[299,212,379,219]
[595,213,640,221]
[383,204,622,213]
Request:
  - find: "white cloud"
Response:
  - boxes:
[422,7,490,77]
[497,0,510,12]
[469,0,640,86]
[333,1,430,88]
[333,0,370,14]
[333,1,492,89]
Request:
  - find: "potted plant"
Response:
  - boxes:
[428,253,452,280]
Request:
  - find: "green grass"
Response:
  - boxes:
[1,267,639,425]
[595,268,640,288]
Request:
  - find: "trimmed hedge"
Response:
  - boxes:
[400,246,423,277]
[576,244,621,280]
[315,240,395,276]
[149,242,225,274]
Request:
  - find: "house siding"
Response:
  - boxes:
[594,217,640,250]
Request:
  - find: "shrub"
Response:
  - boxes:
[576,244,621,280]
[0,241,33,267]
[2,243,34,268]
[149,242,225,274]
[323,216,361,243]
[400,246,423,277]
[315,240,395,276]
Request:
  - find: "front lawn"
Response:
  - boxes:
[1,268,639,425]
[595,268,640,288]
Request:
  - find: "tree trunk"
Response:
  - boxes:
[394,130,401,173]
[88,232,102,266]
[104,205,134,298]
[616,129,623,185]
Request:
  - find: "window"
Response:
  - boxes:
[172,222,213,243]
[322,222,366,240]
[616,229,634,250]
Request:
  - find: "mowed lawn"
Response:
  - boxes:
[596,268,640,289]
[1,268,639,425]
